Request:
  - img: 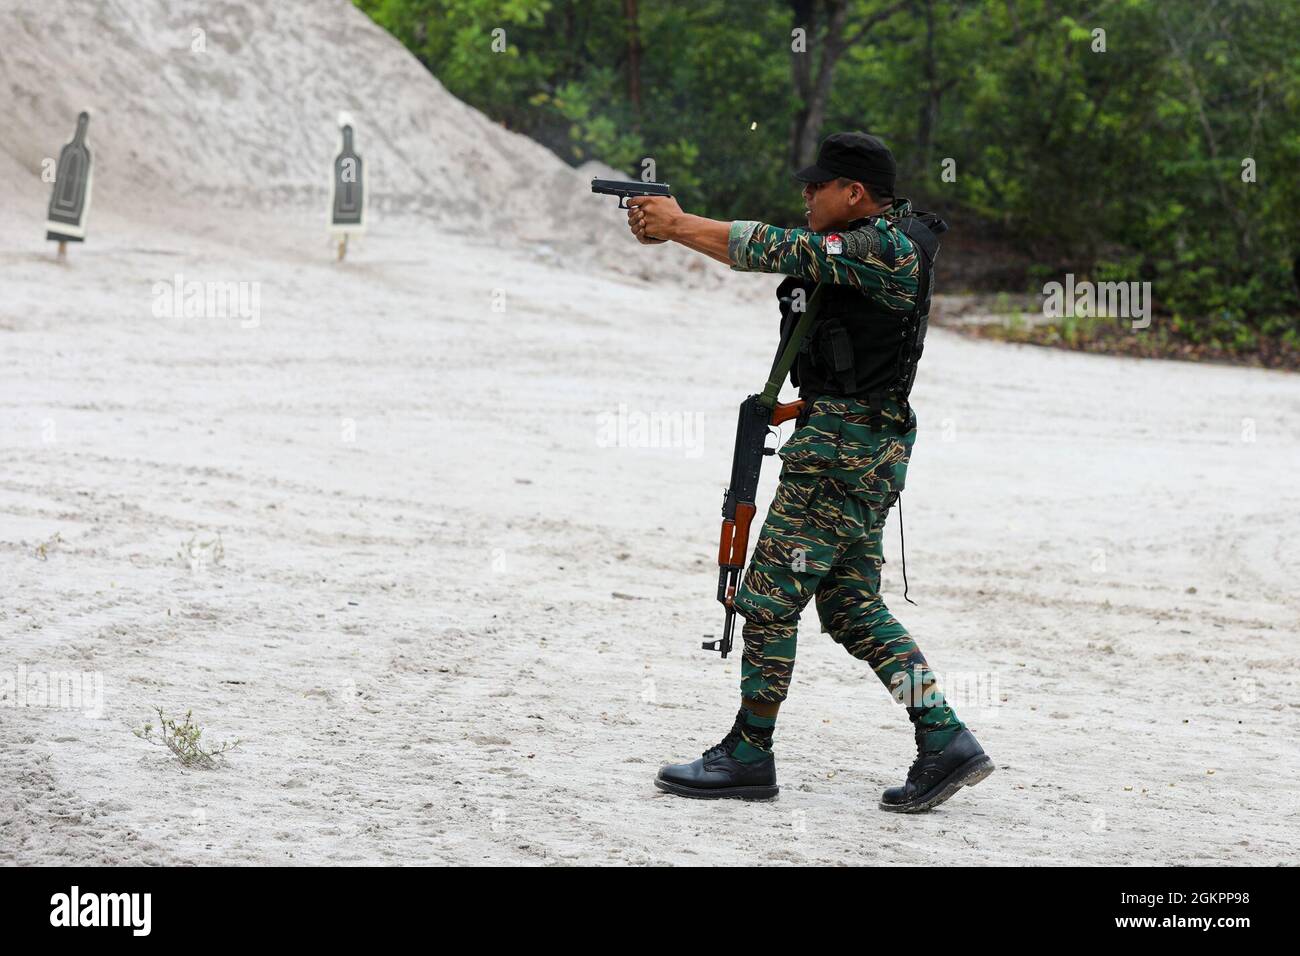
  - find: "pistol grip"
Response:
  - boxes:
[771,399,805,426]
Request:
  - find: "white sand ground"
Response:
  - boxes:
[3,0,1299,866]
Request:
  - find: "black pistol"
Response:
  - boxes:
[590,178,672,208]
[593,178,673,242]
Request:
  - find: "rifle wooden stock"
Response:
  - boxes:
[703,395,807,658]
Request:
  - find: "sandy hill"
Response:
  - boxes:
[0,0,724,282]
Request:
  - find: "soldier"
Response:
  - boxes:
[627,132,993,812]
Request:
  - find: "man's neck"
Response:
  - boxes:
[828,202,892,231]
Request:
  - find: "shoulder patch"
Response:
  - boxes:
[840,223,883,262]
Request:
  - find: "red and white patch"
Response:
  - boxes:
[824,233,844,255]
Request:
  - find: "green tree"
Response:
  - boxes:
[355,0,1300,349]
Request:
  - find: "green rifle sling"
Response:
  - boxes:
[758,283,825,409]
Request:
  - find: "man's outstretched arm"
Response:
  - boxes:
[627,196,731,263]
[668,213,733,264]
[627,195,918,305]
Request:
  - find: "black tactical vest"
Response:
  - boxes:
[777,209,946,407]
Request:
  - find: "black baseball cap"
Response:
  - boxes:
[794,131,896,196]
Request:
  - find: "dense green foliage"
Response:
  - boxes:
[356,0,1300,349]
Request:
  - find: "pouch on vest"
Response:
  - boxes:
[828,326,853,374]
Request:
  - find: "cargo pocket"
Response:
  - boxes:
[838,434,911,502]
[777,406,842,474]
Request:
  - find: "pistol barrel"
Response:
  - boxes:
[590,178,673,207]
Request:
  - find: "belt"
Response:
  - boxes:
[795,391,914,434]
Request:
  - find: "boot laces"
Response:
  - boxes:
[703,710,746,759]
[906,725,943,781]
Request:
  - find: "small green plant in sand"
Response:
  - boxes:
[134,707,240,769]
[35,531,62,561]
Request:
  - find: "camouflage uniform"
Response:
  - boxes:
[726,202,963,744]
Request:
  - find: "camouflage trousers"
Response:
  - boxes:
[730,469,958,725]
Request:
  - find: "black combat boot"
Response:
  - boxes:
[879,717,994,813]
[654,708,779,801]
